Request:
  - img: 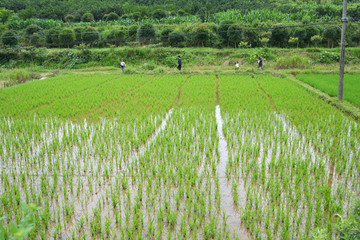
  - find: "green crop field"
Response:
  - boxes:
[296,74,360,107]
[0,74,359,239]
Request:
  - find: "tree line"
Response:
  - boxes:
[2,21,360,49]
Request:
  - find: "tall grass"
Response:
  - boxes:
[275,55,310,69]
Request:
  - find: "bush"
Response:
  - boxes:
[106,29,125,46]
[128,25,138,40]
[59,28,75,47]
[318,51,340,63]
[178,10,186,16]
[275,55,310,69]
[152,9,167,20]
[81,27,99,44]
[29,33,43,46]
[46,28,62,46]
[160,27,173,46]
[81,12,94,22]
[105,12,119,21]
[25,24,42,35]
[1,31,18,47]
[64,14,75,22]
[169,29,185,47]
[138,23,156,44]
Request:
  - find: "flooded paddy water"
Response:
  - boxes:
[0,74,359,239]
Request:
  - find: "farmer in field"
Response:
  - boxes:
[177,56,182,71]
[120,59,126,72]
[235,61,239,70]
[257,55,263,68]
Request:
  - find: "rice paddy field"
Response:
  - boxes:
[0,74,359,239]
[296,74,360,107]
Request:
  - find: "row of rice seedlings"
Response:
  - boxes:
[71,108,232,239]
[0,114,162,238]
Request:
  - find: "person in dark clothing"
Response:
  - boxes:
[177,56,182,71]
[257,55,263,68]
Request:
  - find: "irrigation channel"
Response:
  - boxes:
[61,109,174,238]
[215,105,251,239]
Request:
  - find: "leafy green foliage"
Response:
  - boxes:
[81,26,99,43]
[1,31,18,46]
[81,12,94,22]
[137,23,156,44]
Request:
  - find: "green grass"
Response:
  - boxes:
[296,74,360,107]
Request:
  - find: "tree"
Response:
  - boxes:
[227,24,243,48]
[59,28,76,48]
[311,35,323,47]
[105,12,119,21]
[218,20,234,47]
[194,24,210,47]
[138,23,156,44]
[304,26,320,46]
[243,29,259,47]
[294,28,307,46]
[82,12,94,22]
[0,7,14,24]
[106,29,125,46]
[271,26,290,47]
[160,27,173,46]
[1,31,18,47]
[198,7,207,22]
[288,37,299,48]
[152,9,167,20]
[169,29,186,47]
[81,27,99,44]
[128,26,138,40]
[25,24,42,36]
[323,26,341,48]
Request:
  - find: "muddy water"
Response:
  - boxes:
[61,109,174,238]
[215,105,251,240]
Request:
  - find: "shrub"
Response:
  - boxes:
[132,12,141,21]
[138,23,156,44]
[59,28,75,47]
[275,55,310,69]
[81,12,94,22]
[178,10,186,16]
[29,33,42,46]
[128,26,138,40]
[105,12,119,21]
[169,29,185,47]
[46,28,62,46]
[25,24,42,35]
[160,27,173,46]
[152,9,167,20]
[106,29,125,46]
[64,14,75,22]
[1,31,18,47]
[81,27,99,44]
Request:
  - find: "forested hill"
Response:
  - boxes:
[0,0,358,21]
